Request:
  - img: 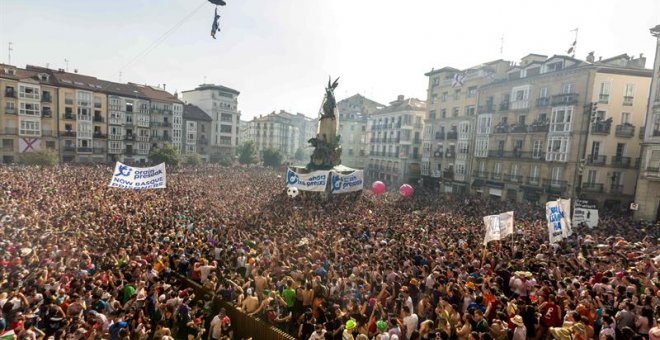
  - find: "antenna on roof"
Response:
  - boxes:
[7,42,13,65]
[499,34,504,57]
[64,59,70,72]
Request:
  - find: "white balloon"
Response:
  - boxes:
[286,187,299,198]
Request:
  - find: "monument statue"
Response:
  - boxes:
[307,77,342,170]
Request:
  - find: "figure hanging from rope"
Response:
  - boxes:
[208,0,226,39]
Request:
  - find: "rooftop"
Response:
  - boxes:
[183,83,240,95]
[183,104,212,122]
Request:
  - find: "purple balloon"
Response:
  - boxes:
[371,181,386,195]
[399,184,414,197]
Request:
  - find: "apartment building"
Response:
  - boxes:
[421,60,510,192]
[104,82,151,163]
[183,104,212,161]
[182,84,240,161]
[245,111,301,159]
[470,53,650,208]
[366,95,426,187]
[0,64,59,163]
[337,94,384,169]
[634,24,660,221]
[133,84,183,154]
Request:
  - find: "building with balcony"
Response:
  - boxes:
[244,110,302,160]
[182,84,240,162]
[104,82,151,163]
[634,24,660,221]
[366,95,426,188]
[183,104,212,161]
[470,53,650,207]
[422,60,510,192]
[0,65,59,163]
[337,94,384,169]
[133,84,183,156]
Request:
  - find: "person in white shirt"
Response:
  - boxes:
[401,306,418,340]
[208,308,226,340]
[308,324,326,340]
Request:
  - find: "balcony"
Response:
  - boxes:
[41,130,55,138]
[487,150,533,159]
[77,147,93,153]
[443,170,454,180]
[611,156,631,168]
[198,138,208,145]
[93,148,106,154]
[77,114,92,121]
[63,145,76,152]
[478,104,494,113]
[150,121,163,127]
[65,99,73,105]
[507,174,523,183]
[61,131,76,137]
[529,122,549,133]
[125,134,135,141]
[598,94,609,104]
[93,116,104,123]
[494,124,509,134]
[623,96,634,106]
[551,93,578,106]
[536,97,551,107]
[4,89,15,98]
[435,132,445,140]
[4,127,17,135]
[93,133,107,139]
[162,122,172,128]
[433,150,443,158]
[4,107,16,115]
[615,124,634,138]
[490,172,503,181]
[446,131,458,140]
[543,179,567,193]
[582,182,604,193]
[610,184,624,194]
[63,114,76,121]
[591,121,611,135]
[41,109,53,118]
[499,102,510,111]
[526,177,540,186]
[510,124,528,133]
[473,171,489,179]
[588,155,607,165]
[510,100,529,110]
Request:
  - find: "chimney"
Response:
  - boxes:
[638,53,646,68]
[586,52,595,63]
[163,84,167,91]
[74,69,78,73]
[397,95,404,101]
[58,68,64,72]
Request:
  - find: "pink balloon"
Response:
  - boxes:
[371,181,386,195]
[399,184,414,197]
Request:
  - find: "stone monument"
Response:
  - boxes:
[307,77,342,170]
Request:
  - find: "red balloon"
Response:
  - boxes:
[371,181,386,195]
[399,184,414,197]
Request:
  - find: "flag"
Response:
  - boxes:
[483,211,514,245]
[546,198,571,243]
[451,72,465,88]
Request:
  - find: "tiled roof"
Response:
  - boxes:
[131,83,183,104]
[182,83,240,95]
[183,104,212,122]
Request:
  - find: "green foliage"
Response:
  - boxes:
[219,155,233,167]
[18,149,58,166]
[237,141,258,165]
[149,143,181,167]
[184,153,203,166]
[262,148,283,168]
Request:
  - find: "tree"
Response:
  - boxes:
[18,149,58,166]
[262,148,283,168]
[149,143,181,167]
[183,153,203,166]
[237,141,258,165]
[294,147,306,161]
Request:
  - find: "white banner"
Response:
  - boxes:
[573,199,599,228]
[483,211,514,245]
[330,170,364,194]
[286,168,328,192]
[546,198,572,243]
[109,162,167,189]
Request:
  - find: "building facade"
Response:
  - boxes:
[634,24,660,221]
[245,111,302,160]
[104,82,151,163]
[467,54,649,207]
[366,95,426,187]
[183,104,213,161]
[337,94,384,169]
[422,60,510,192]
[182,84,240,161]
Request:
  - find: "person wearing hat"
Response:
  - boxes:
[343,319,357,340]
[511,315,527,340]
[375,320,390,340]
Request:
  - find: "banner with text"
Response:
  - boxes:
[483,211,515,245]
[330,170,364,194]
[573,199,599,228]
[109,162,167,189]
[286,168,329,192]
[546,198,572,243]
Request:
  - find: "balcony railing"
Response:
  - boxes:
[77,147,93,153]
[591,121,611,135]
[588,155,607,165]
[63,145,76,152]
[41,130,55,138]
[473,171,489,179]
[93,133,107,139]
[93,116,104,123]
[526,177,540,186]
[510,124,528,133]
[510,100,529,110]
[536,97,551,107]
[494,125,509,134]
[41,109,53,118]
[499,102,510,111]
[198,138,208,145]
[61,131,76,137]
[611,156,631,168]
[507,174,523,183]
[551,93,579,106]
[445,151,456,159]
[63,114,76,120]
[435,132,445,140]
[446,131,458,140]
[623,96,634,106]
[490,172,503,180]
[529,122,549,133]
[41,94,52,103]
[4,107,16,115]
[582,182,604,193]
[4,89,15,98]
[598,94,609,104]
[77,114,92,121]
[610,184,624,193]
[125,135,135,141]
[615,124,635,137]
[443,170,454,180]
[543,179,567,193]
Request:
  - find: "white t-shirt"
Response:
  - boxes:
[200,265,215,283]
[209,315,223,339]
[403,313,419,339]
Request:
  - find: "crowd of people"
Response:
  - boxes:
[0,164,658,340]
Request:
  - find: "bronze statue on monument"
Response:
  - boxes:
[307,77,342,170]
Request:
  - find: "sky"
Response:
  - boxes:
[1,0,659,121]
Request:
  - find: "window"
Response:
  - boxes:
[458,122,470,139]
[431,93,438,104]
[467,86,477,98]
[477,115,492,135]
[220,136,232,145]
[19,103,40,116]
[624,84,635,105]
[453,90,460,100]
[530,165,539,181]
[441,92,448,101]
[452,107,459,117]
[19,120,41,136]
[598,82,610,103]
[126,102,134,112]
[551,167,563,184]
[511,164,519,179]
[475,138,488,158]
[429,110,436,120]
[18,85,40,100]
[514,139,523,150]
[546,136,569,162]
[550,106,573,132]
[562,83,574,94]
[457,141,469,154]
[615,143,625,158]
[65,93,74,105]
[441,109,447,118]
[620,112,631,124]
[586,170,597,184]
[532,140,543,159]
[494,163,502,175]
[76,91,91,107]
[539,87,549,98]
[591,141,600,157]
[653,113,660,136]
[455,163,466,176]
[465,105,476,116]
[94,97,102,108]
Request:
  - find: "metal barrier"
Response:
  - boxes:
[176,274,296,340]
